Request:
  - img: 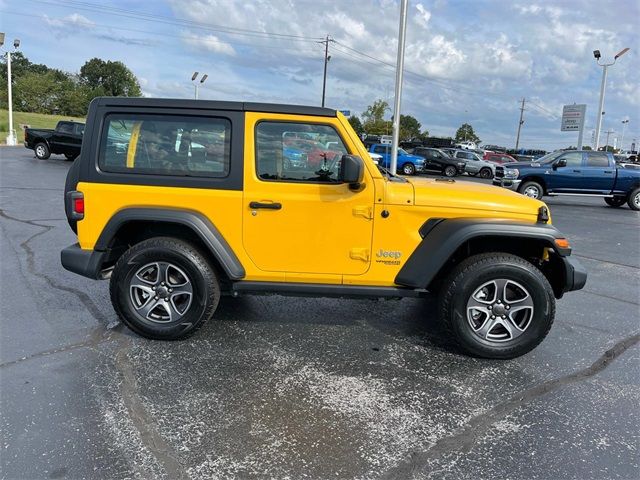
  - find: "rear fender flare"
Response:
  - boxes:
[95,208,245,280]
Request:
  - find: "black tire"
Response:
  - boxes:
[438,252,555,359]
[110,237,220,340]
[479,167,493,179]
[518,180,544,199]
[444,165,457,177]
[628,187,640,211]
[64,153,78,161]
[401,163,416,175]
[604,196,626,208]
[34,142,50,160]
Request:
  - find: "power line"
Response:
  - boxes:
[26,0,324,42]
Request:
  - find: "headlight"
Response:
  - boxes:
[457,162,465,167]
[504,168,519,178]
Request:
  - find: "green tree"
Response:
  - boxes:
[454,123,481,144]
[13,71,64,113]
[80,58,142,97]
[399,114,428,141]
[347,115,364,136]
[361,100,391,135]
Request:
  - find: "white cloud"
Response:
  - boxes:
[43,13,95,34]
[415,4,432,26]
[181,32,236,56]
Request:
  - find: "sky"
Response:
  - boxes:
[1,0,638,151]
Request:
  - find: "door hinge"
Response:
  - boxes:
[350,248,370,262]
[352,206,373,219]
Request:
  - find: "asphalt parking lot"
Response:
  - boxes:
[1,146,638,480]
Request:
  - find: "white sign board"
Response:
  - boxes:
[561,104,586,132]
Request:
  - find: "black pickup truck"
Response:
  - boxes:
[24,121,85,161]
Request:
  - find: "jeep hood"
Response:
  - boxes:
[404,177,544,216]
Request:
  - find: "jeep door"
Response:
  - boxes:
[243,114,375,277]
[581,151,616,193]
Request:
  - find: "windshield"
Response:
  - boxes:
[535,152,563,164]
[398,148,409,155]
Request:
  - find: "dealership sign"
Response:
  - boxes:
[561,104,587,132]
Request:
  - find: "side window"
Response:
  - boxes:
[256,121,348,183]
[74,124,85,136]
[373,145,387,154]
[99,114,231,177]
[560,152,583,167]
[586,152,610,167]
[58,123,73,134]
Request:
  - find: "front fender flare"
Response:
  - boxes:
[395,218,569,289]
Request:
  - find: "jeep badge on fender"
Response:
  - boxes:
[61,97,586,359]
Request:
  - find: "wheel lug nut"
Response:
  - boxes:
[491,315,495,319]
[502,315,506,319]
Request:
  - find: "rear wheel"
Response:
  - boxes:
[604,196,626,208]
[401,163,416,175]
[34,142,50,160]
[110,237,220,340]
[438,253,555,359]
[479,167,493,179]
[519,180,544,199]
[628,188,640,211]
[444,165,457,177]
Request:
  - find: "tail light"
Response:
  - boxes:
[66,191,84,220]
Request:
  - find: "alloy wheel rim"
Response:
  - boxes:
[129,262,193,323]
[635,192,640,208]
[403,165,413,174]
[466,279,535,342]
[445,166,455,176]
[523,186,540,198]
[36,146,45,157]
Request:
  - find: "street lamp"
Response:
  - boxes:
[191,72,208,100]
[620,119,629,152]
[1,33,20,146]
[593,47,629,150]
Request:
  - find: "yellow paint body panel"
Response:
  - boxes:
[76,110,548,288]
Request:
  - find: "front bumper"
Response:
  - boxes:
[492,178,521,190]
[61,243,106,279]
[562,255,587,293]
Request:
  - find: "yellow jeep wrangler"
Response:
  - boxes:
[62,97,586,358]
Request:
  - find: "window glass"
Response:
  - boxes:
[74,124,85,136]
[256,122,348,183]
[586,152,610,167]
[373,145,388,154]
[100,115,230,177]
[58,123,73,134]
[560,152,583,167]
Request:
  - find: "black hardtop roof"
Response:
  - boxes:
[94,97,337,117]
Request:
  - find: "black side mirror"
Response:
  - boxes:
[553,158,566,170]
[340,154,365,191]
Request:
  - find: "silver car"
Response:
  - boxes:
[451,149,495,179]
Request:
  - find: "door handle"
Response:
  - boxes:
[603,171,613,174]
[572,169,581,173]
[249,201,282,210]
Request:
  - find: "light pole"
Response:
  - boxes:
[620,119,629,152]
[191,72,208,100]
[593,47,629,150]
[1,33,20,146]
[390,0,408,175]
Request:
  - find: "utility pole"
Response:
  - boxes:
[515,98,525,151]
[604,128,615,151]
[321,35,332,108]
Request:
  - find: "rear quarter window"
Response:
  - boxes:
[99,114,231,178]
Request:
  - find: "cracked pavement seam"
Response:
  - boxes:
[0,209,110,324]
[115,338,189,480]
[382,332,640,480]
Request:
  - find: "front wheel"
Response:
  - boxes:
[479,167,493,179]
[519,180,544,199]
[444,165,457,177]
[628,187,640,211]
[110,237,220,340]
[438,253,555,359]
[604,196,626,208]
[401,163,416,175]
[34,142,50,160]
